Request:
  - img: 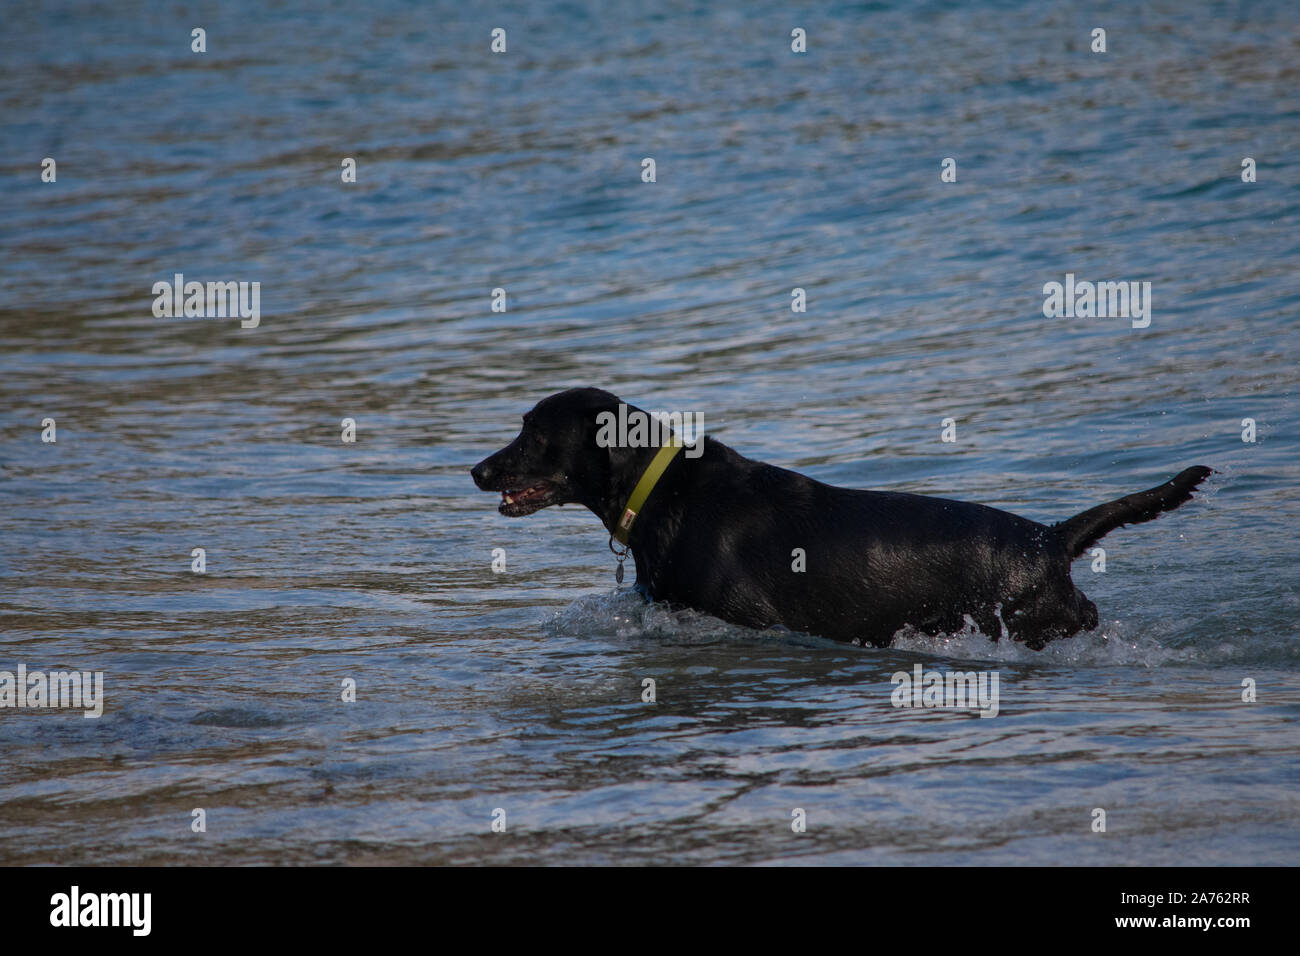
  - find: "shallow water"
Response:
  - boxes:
[1,0,1298,865]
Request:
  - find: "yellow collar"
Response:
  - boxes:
[612,442,684,545]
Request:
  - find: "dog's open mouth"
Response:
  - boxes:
[499,480,559,517]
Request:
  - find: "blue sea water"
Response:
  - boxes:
[0,0,1297,864]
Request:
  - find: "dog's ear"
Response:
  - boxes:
[581,399,640,474]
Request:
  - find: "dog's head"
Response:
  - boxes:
[471,387,631,517]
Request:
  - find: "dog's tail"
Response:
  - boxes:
[1053,466,1213,559]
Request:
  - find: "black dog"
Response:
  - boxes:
[471,388,1211,649]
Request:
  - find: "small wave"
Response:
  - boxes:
[545,590,835,649]
[190,707,289,728]
[543,591,1287,668]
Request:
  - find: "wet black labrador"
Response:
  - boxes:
[471,388,1211,649]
